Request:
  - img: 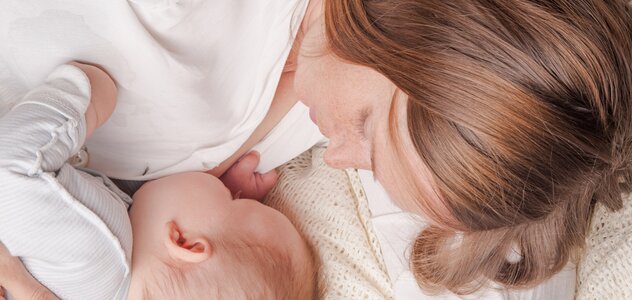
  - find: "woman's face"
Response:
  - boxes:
[294,15,389,171]
[295,47,393,171]
[294,15,442,217]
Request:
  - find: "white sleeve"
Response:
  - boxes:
[0,65,131,300]
[0,64,90,175]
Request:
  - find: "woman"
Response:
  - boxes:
[1,0,630,297]
[298,0,632,294]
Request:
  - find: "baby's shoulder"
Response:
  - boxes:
[0,165,132,299]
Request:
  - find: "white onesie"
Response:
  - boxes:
[0,65,132,300]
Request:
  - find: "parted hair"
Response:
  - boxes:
[325,0,632,294]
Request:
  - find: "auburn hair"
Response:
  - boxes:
[324,0,632,294]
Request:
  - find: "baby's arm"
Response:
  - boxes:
[0,65,90,175]
[219,151,279,200]
[0,62,115,175]
[0,63,123,299]
[0,243,57,300]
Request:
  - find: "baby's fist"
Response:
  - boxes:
[220,151,278,200]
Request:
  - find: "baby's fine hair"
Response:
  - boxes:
[141,238,316,300]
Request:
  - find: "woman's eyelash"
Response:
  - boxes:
[353,109,371,137]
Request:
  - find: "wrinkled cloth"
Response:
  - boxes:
[0,0,322,180]
[0,65,132,300]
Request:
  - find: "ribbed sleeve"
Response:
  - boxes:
[0,65,132,300]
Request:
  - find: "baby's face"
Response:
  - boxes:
[126,172,309,298]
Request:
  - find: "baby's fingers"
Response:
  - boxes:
[254,169,279,197]
[233,151,260,175]
[220,151,279,200]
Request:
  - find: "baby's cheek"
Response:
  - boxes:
[263,213,304,251]
[237,206,279,236]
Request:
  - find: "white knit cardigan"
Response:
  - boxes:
[265,146,632,300]
[577,193,632,299]
[264,147,394,299]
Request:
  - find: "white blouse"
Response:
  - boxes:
[0,0,323,180]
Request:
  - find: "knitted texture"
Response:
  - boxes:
[264,147,394,300]
[577,193,632,299]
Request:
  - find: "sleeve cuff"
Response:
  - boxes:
[15,64,92,151]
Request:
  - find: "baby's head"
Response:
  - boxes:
[126,172,316,299]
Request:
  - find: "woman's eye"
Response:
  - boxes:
[354,108,371,138]
[353,116,368,138]
[354,120,364,135]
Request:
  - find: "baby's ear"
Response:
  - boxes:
[164,221,212,264]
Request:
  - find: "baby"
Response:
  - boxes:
[0,63,315,299]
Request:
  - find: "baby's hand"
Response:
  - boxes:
[219,151,278,200]
[0,243,58,300]
[68,62,117,138]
